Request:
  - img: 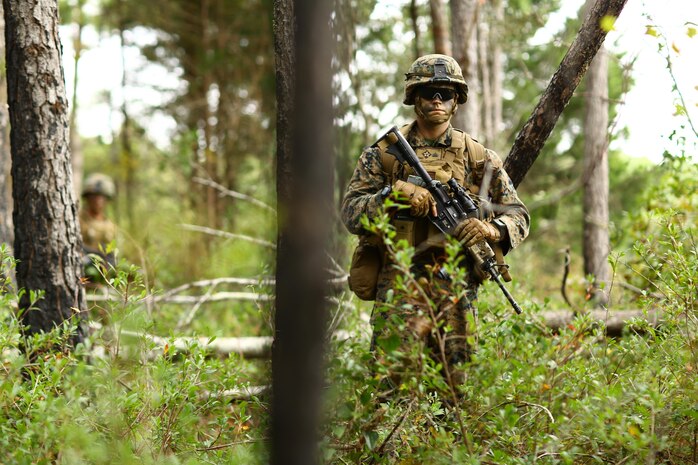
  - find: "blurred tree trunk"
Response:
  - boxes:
[69,0,86,199]
[409,0,422,59]
[429,0,451,55]
[504,0,629,188]
[449,0,480,136]
[489,0,504,151]
[200,0,219,231]
[271,0,332,463]
[118,6,135,230]
[478,20,493,146]
[0,1,12,252]
[582,37,610,306]
[3,0,86,345]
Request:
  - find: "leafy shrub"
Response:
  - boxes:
[0,248,268,464]
[322,204,697,464]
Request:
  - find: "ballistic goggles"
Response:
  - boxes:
[415,86,456,102]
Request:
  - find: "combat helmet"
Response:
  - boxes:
[82,173,115,199]
[404,54,468,105]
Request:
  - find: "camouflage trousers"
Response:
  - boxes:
[369,252,479,388]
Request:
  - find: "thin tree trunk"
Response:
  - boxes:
[583,41,610,306]
[450,0,479,136]
[429,0,451,55]
[0,1,12,252]
[4,0,86,346]
[271,0,332,463]
[118,9,135,230]
[478,20,493,146]
[409,0,422,59]
[69,0,85,199]
[201,0,219,230]
[504,0,629,188]
[490,0,504,151]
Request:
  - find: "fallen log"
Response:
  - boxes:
[110,329,274,359]
[201,385,270,401]
[539,308,662,336]
[88,323,355,360]
[87,307,663,362]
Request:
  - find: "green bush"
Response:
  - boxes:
[0,249,268,464]
[322,204,697,464]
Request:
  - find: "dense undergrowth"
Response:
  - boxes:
[0,158,696,463]
[321,191,697,464]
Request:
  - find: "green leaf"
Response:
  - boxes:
[377,334,401,353]
[363,430,379,450]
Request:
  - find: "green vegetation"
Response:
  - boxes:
[0,248,269,464]
[1,151,696,463]
[1,1,693,463]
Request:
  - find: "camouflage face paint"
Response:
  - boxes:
[414,95,457,125]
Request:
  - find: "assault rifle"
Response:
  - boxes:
[380,126,523,314]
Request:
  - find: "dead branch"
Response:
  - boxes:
[192,176,276,213]
[504,0,629,188]
[179,224,277,249]
[199,385,270,401]
[540,307,662,337]
[158,277,276,301]
[115,328,274,359]
[87,321,356,360]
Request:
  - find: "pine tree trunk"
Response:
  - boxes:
[450,0,480,136]
[583,43,610,306]
[118,18,136,230]
[4,0,86,345]
[271,0,332,463]
[478,20,493,146]
[489,0,505,152]
[503,0,628,188]
[409,0,422,59]
[429,0,451,56]
[0,1,12,251]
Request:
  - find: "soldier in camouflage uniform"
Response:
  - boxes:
[80,173,117,283]
[341,54,529,387]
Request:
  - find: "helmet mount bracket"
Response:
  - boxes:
[432,62,449,82]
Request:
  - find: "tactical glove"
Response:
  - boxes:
[393,180,437,217]
[453,217,501,247]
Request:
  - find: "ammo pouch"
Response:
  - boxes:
[348,235,385,301]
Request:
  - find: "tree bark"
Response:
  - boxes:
[271,0,332,464]
[478,20,493,146]
[0,1,12,252]
[409,0,422,59]
[582,39,610,306]
[490,0,504,151]
[450,0,480,136]
[429,0,451,56]
[503,0,628,188]
[4,0,86,345]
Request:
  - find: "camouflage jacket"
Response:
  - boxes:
[80,209,117,253]
[341,122,529,253]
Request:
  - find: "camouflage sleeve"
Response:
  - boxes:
[341,147,388,235]
[486,149,530,253]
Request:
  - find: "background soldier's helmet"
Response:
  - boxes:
[82,173,116,199]
[403,54,469,105]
